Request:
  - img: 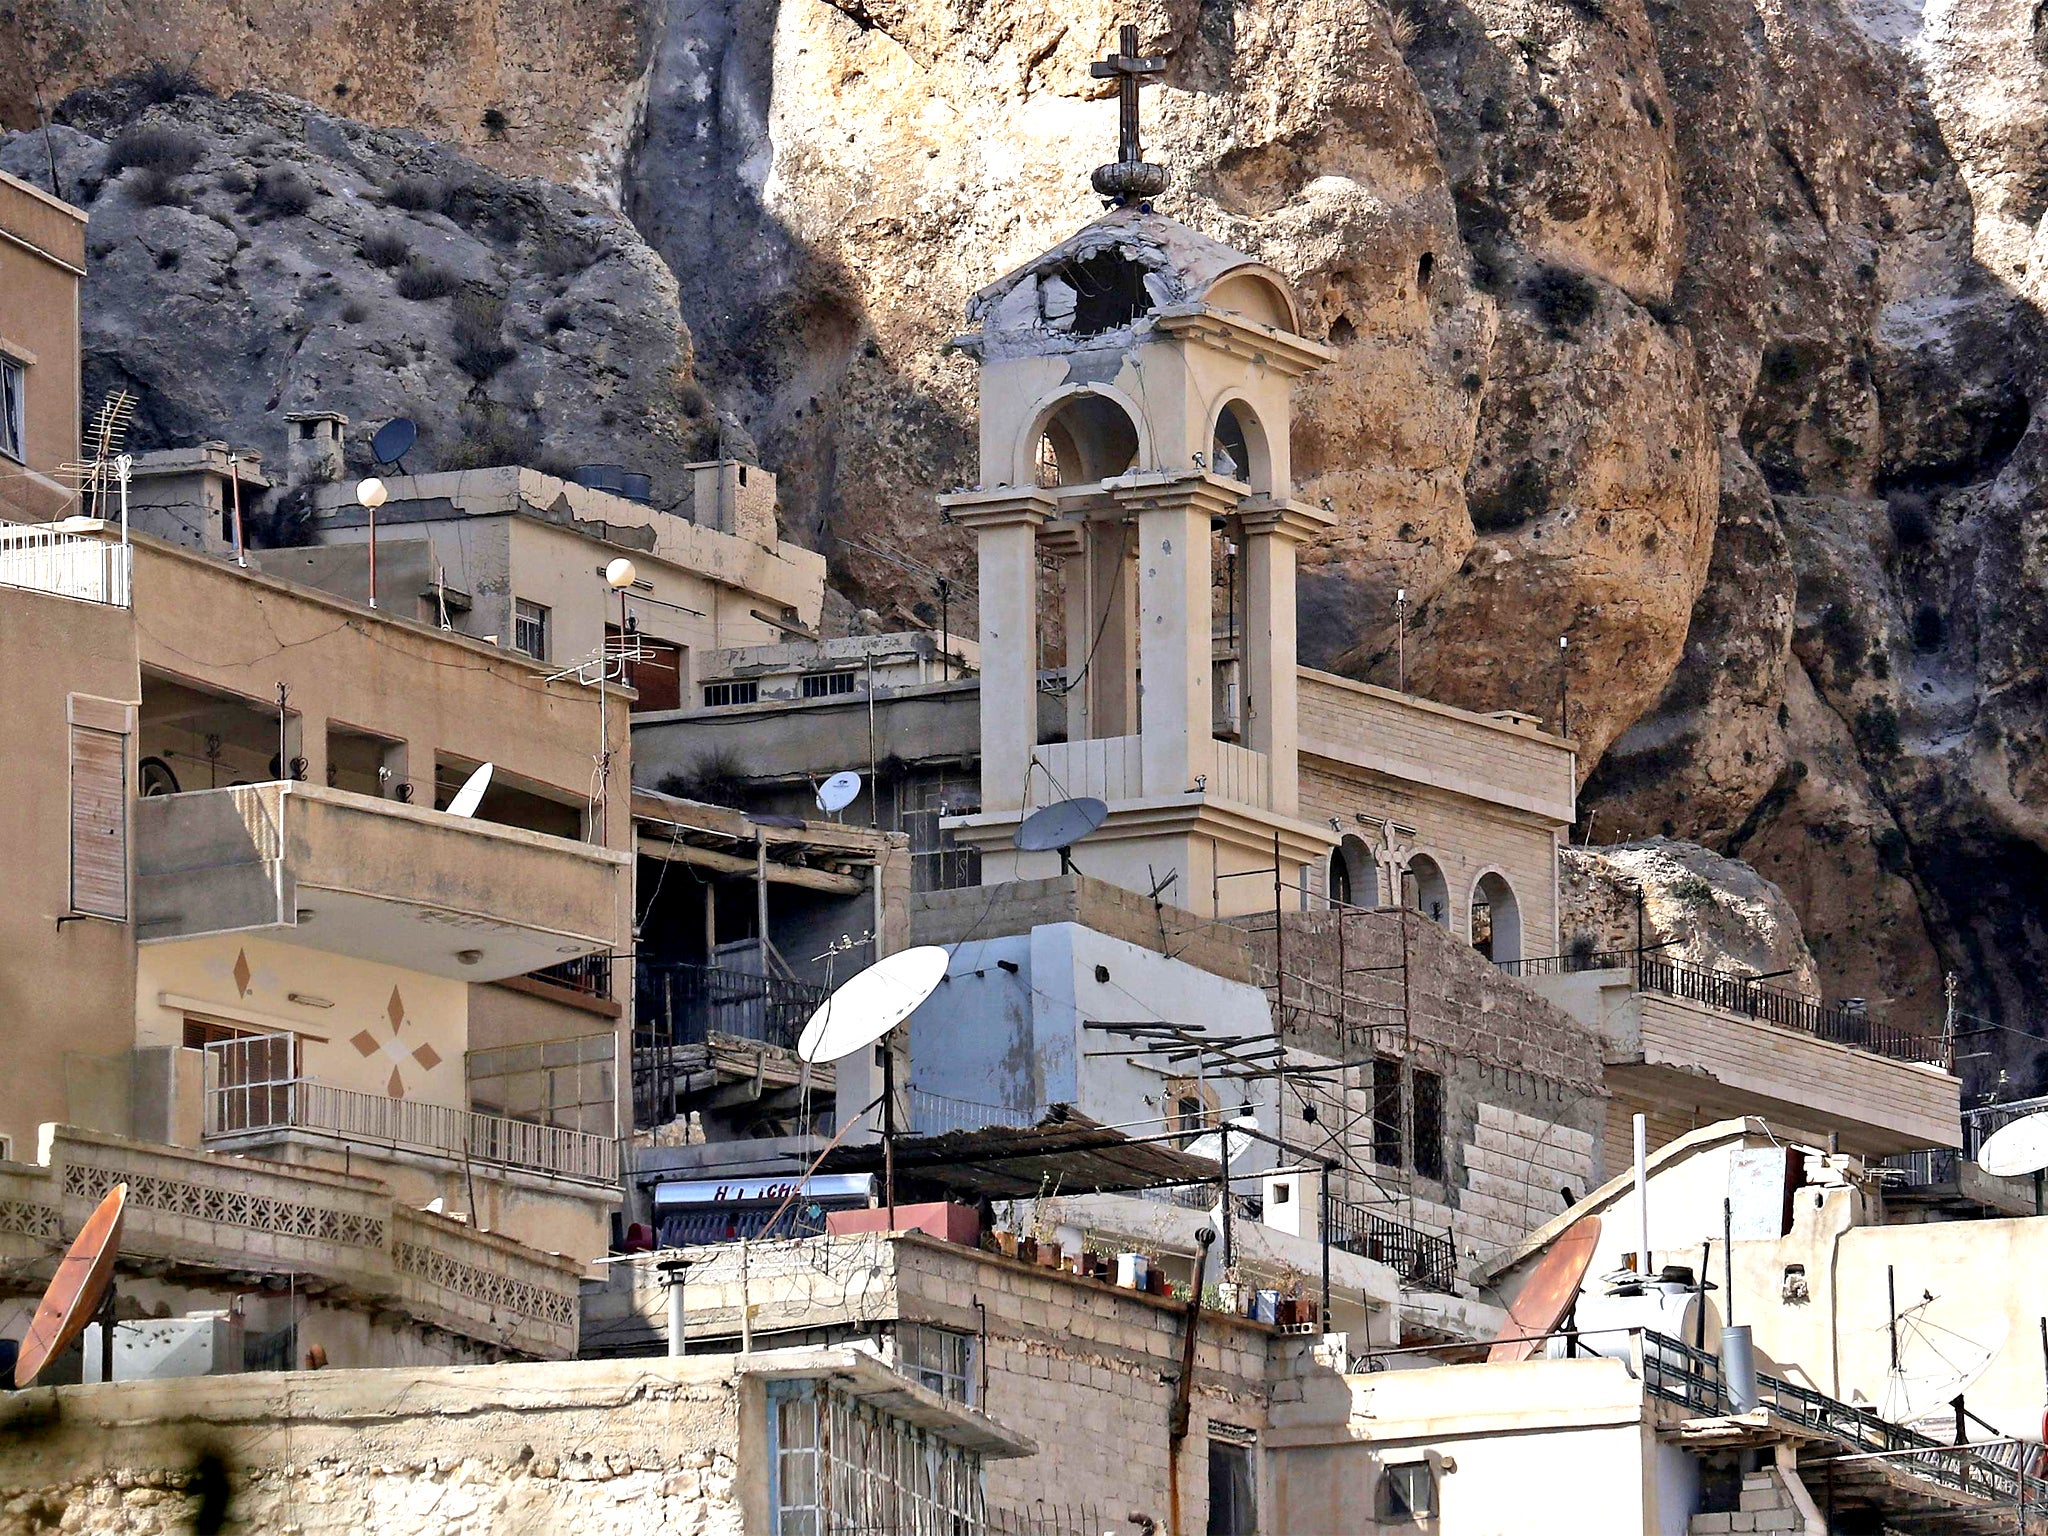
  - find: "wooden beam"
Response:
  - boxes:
[636,835,866,895]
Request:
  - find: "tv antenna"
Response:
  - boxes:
[1015,796,1109,876]
[798,945,951,1226]
[59,390,137,540]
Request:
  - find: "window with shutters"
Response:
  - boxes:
[0,356,24,463]
[1413,1068,1446,1182]
[68,697,131,921]
[1372,1056,1404,1169]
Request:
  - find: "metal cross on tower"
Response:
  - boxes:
[1090,24,1170,204]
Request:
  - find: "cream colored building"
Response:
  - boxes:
[0,516,635,1363]
[264,458,825,713]
[0,169,84,525]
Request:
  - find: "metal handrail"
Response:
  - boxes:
[204,1072,618,1184]
[1639,1330,2048,1513]
[1634,955,1944,1064]
[0,525,130,607]
[1326,1200,1459,1294]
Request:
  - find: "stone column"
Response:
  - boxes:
[941,488,1054,815]
[1238,497,1333,817]
[1110,473,1240,799]
[1043,520,1090,745]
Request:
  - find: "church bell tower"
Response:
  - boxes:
[939,30,1337,916]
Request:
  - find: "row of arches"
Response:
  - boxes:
[1027,388,1275,494]
[1327,836,1523,963]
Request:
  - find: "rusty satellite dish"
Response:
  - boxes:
[1486,1213,1601,1365]
[15,1182,127,1387]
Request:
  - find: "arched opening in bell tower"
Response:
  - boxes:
[1209,398,1272,492]
[1028,391,1142,488]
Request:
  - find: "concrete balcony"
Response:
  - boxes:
[0,1125,582,1358]
[136,782,628,981]
[1520,963,1959,1157]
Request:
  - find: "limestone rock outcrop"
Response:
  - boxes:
[0,88,725,505]
[1560,839,1823,997]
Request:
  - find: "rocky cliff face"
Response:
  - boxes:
[0,87,726,504]
[8,0,2047,1077]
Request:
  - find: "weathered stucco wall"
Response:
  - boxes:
[0,1355,745,1536]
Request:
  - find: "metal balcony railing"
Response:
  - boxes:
[632,962,829,1129]
[1639,1330,2048,1515]
[528,952,613,999]
[0,525,130,607]
[1498,949,1945,1067]
[204,1067,617,1184]
[1326,1200,1459,1295]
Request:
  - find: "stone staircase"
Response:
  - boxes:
[1690,1470,1805,1534]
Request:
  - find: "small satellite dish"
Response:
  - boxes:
[817,771,862,816]
[447,762,493,818]
[1184,1113,1260,1166]
[16,1182,127,1387]
[1976,1113,2048,1178]
[371,417,418,470]
[1014,796,1109,875]
[1488,1214,1602,1364]
[798,945,951,1065]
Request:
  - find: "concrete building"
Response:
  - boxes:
[0,515,635,1365]
[0,168,85,525]
[254,459,826,711]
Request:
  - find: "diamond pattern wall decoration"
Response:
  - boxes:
[349,985,445,1099]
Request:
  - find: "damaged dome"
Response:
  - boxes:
[963,207,1299,356]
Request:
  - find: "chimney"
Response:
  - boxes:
[284,411,350,484]
[688,459,777,547]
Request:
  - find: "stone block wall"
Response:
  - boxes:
[1690,1469,1807,1534]
[0,1357,747,1536]
[911,873,1255,983]
[1252,910,1607,1272]
[893,1236,1278,1534]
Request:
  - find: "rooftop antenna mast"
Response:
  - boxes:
[59,391,136,542]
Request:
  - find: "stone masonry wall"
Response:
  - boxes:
[1253,909,1606,1271]
[0,1357,745,1536]
[893,1237,1277,1535]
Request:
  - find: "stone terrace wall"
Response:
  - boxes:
[0,1357,744,1536]
[912,873,1254,983]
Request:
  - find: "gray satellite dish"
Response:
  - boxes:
[1014,796,1108,875]
[798,945,950,1065]
[447,762,493,819]
[1977,1113,2048,1178]
[817,770,862,817]
[371,417,418,471]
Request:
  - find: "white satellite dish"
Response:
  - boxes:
[817,770,862,816]
[447,762,494,819]
[1185,1114,1260,1166]
[798,946,951,1065]
[1976,1112,2048,1178]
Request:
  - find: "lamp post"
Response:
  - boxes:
[356,477,388,609]
[657,1254,695,1357]
[1395,588,1409,692]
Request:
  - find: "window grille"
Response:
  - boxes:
[1412,1068,1445,1182]
[801,670,856,699]
[0,357,23,462]
[1377,1462,1436,1521]
[898,1323,977,1406]
[771,1381,987,1536]
[513,598,550,661]
[1371,1056,1404,1169]
[704,679,759,708]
